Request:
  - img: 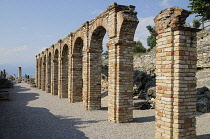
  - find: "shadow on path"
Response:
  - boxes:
[197,134,210,139]
[133,116,155,123]
[0,84,91,139]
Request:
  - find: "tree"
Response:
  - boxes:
[102,51,108,59]
[188,0,210,22]
[192,18,201,28]
[134,40,146,53]
[184,18,201,29]
[146,25,157,50]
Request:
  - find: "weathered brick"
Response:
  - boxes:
[154,7,197,139]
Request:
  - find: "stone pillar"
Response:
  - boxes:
[18,67,22,80]
[82,51,89,109]
[107,40,134,123]
[83,50,102,110]
[154,7,198,138]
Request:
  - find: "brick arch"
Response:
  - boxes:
[73,37,83,53]
[52,49,59,95]
[59,44,69,98]
[72,30,85,48]
[83,26,107,110]
[36,3,139,123]
[60,43,69,54]
[69,37,84,103]
[90,26,106,51]
[118,9,139,41]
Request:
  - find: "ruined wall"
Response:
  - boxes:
[133,47,156,74]
[197,28,210,88]
[36,3,139,123]
[154,7,198,139]
[134,29,210,89]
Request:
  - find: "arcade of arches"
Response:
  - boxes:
[36,3,198,139]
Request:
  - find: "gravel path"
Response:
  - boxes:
[0,82,210,139]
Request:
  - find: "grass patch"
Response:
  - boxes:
[134,52,149,57]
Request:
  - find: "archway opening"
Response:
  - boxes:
[47,52,51,93]
[88,26,107,110]
[39,58,42,89]
[70,37,83,102]
[43,55,46,91]
[101,33,108,109]
[53,49,59,95]
[60,45,69,98]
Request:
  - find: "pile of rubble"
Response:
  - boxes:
[24,78,36,87]
[0,79,13,100]
[101,64,210,113]
[197,86,210,113]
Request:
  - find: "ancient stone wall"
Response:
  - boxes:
[36,3,138,123]
[134,46,156,74]
[196,28,210,88]
[134,29,210,90]
[35,4,201,138]
[197,28,210,68]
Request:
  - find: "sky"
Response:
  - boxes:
[0,0,195,77]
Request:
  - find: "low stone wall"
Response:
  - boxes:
[133,29,210,89]
[197,28,210,68]
[133,47,156,75]
[197,28,210,88]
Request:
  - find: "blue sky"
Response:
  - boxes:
[0,0,194,77]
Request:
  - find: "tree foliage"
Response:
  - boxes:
[102,51,108,59]
[192,18,201,28]
[189,0,210,22]
[184,18,201,29]
[134,40,146,53]
[146,25,157,50]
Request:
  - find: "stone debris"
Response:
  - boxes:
[24,77,36,87]
[0,79,13,89]
[0,90,9,100]
[0,78,13,100]
[196,87,210,113]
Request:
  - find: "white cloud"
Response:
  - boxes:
[91,9,103,15]
[160,0,171,7]
[134,16,155,48]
